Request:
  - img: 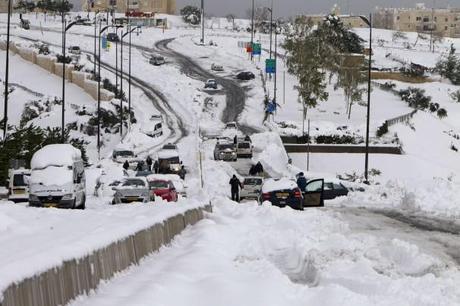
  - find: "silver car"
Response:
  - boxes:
[241,177,264,201]
[112,178,151,204]
[237,141,253,158]
[214,143,237,161]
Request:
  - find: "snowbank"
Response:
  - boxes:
[262,178,298,193]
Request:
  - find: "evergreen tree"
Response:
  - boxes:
[436,44,460,85]
[180,5,201,25]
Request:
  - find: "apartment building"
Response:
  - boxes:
[374,4,460,38]
[82,0,176,15]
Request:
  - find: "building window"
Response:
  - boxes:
[434,16,437,21]
[397,16,400,20]
[423,17,429,22]
[445,26,448,30]
[446,18,449,22]
[416,16,421,21]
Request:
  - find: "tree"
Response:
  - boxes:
[336,67,366,119]
[436,44,460,85]
[437,108,448,119]
[392,31,408,44]
[14,0,35,12]
[226,14,236,30]
[283,16,329,112]
[180,5,201,25]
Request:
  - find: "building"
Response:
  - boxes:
[306,15,368,28]
[82,0,176,15]
[0,0,13,13]
[374,3,460,38]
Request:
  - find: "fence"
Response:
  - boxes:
[0,205,212,306]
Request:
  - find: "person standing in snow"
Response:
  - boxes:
[296,172,307,192]
[122,160,130,171]
[146,156,153,171]
[255,162,264,176]
[229,175,243,202]
[178,166,186,180]
[153,160,159,174]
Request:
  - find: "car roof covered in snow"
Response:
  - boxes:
[31,144,81,170]
[262,178,298,193]
[157,149,180,159]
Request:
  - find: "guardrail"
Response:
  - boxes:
[0,205,212,306]
[283,144,403,154]
[385,110,417,127]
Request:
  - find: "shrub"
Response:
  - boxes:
[437,108,448,119]
[450,90,460,103]
[315,134,357,144]
[376,121,389,137]
[429,102,440,112]
[399,87,431,110]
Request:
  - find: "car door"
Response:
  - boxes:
[304,179,324,207]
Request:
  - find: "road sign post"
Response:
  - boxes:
[252,43,261,56]
[265,58,276,74]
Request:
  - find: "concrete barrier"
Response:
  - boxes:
[284,144,403,154]
[36,54,56,74]
[18,47,37,64]
[71,70,89,88]
[83,79,115,101]
[54,62,74,81]
[0,41,6,51]
[0,204,212,306]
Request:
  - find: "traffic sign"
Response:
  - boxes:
[252,43,261,55]
[102,34,107,49]
[265,59,276,73]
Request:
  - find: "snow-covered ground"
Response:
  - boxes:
[0,12,460,305]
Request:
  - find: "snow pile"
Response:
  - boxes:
[30,144,81,169]
[29,166,73,187]
[70,199,460,306]
[251,132,291,178]
[262,178,298,193]
[335,178,460,218]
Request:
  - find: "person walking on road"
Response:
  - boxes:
[229,175,243,202]
[146,156,153,171]
[296,172,307,192]
[254,162,264,176]
[153,160,159,174]
[178,166,186,180]
[122,160,129,171]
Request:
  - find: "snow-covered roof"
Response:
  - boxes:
[157,149,179,159]
[262,178,298,193]
[31,144,81,170]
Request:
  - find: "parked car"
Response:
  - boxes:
[149,55,165,66]
[236,71,255,80]
[225,122,238,130]
[112,177,150,204]
[261,178,324,210]
[323,181,349,200]
[29,144,86,209]
[240,177,264,201]
[157,150,181,174]
[211,63,224,71]
[204,79,218,89]
[112,148,140,169]
[68,46,81,55]
[148,179,178,202]
[135,170,153,177]
[214,143,237,161]
[7,168,31,203]
[143,115,163,138]
[162,143,178,151]
[236,141,253,158]
[106,33,119,42]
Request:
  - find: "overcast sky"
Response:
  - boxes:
[177,0,454,18]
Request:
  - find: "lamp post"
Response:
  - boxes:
[250,0,254,61]
[200,0,204,44]
[93,10,100,77]
[359,14,372,183]
[267,1,273,59]
[98,23,122,157]
[121,25,140,130]
[2,0,12,142]
[61,16,78,143]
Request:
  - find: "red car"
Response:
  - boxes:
[148,179,178,202]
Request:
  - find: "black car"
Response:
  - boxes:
[107,33,119,42]
[323,182,349,200]
[236,71,255,80]
[261,178,324,210]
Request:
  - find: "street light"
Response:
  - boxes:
[267,1,273,59]
[61,16,79,143]
[250,0,254,61]
[121,25,140,131]
[93,10,100,77]
[115,26,123,93]
[2,0,12,142]
[200,0,204,44]
[358,14,372,183]
[97,23,123,158]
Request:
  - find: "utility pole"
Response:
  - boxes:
[201,0,204,44]
[2,0,12,142]
[128,25,132,129]
[250,0,254,61]
[269,0,273,59]
[361,14,372,183]
[93,10,99,77]
[97,21,102,159]
[274,31,278,103]
[120,28,124,139]
[61,13,66,143]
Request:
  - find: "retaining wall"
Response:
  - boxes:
[0,205,212,306]
[284,144,403,154]
[36,54,56,74]
[83,79,115,101]
[54,62,74,81]
[18,47,37,64]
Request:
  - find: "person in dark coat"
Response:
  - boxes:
[249,165,257,176]
[244,135,251,143]
[229,175,243,202]
[255,162,264,175]
[296,172,307,192]
[122,160,130,171]
[178,166,186,180]
[135,161,144,172]
[146,156,153,171]
[153,160,159,174]
[233,135,238,144]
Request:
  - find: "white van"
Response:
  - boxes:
[8,168,31,203]
[29,144,86,209]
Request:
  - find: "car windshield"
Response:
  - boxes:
[162,145,176,150]
[115,151,134,157]
[226,124,236,128]
[244,178,262,185]
[136,171,152,177]
[13,174,29,186]
[149,181,169,189]
[72,47,79,50]
[219,144,234,150]
[238,143,250,148]
[122,179,145,187]
[160,157,180,163]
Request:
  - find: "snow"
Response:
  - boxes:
[262,178,298,193]
[157,149,180,159]
[29,166,73,187]
[30,144,81,169]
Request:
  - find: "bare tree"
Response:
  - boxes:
[226,14,236,30]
